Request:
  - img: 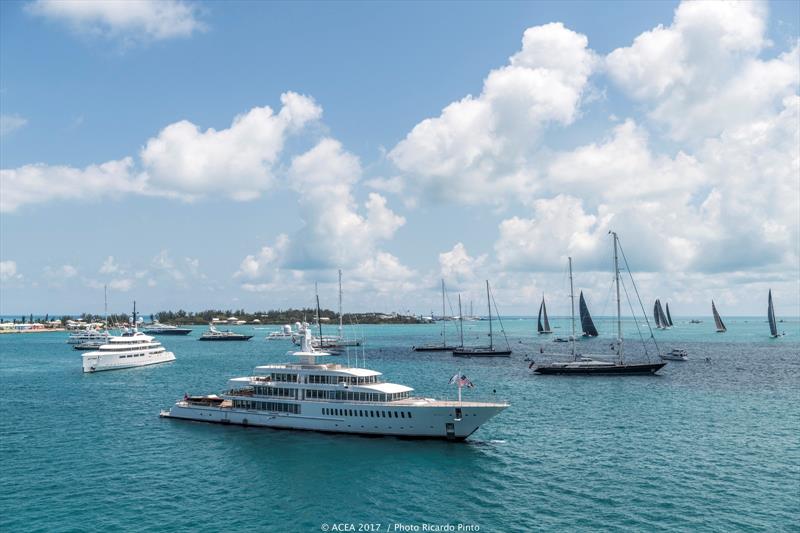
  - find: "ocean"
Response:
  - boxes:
[1,317,798,532]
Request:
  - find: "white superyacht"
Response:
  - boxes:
[82,304,175,373]
[161,330,507,440]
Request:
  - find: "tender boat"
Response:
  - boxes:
[660,349,688,361]
[67,328,109,345]
[199,324,253,341]
[267,324,294,339]
[161,329,508,440]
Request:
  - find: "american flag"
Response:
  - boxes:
[449,373,474,388]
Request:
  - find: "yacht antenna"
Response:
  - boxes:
[315,283,323,343]
[104,284,108,330]
[132,300,138,332]
[611,231,624,363]
[568,257,576,360]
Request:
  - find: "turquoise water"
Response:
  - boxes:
[1,318,799,532]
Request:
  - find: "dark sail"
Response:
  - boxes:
[712,300,726,332]
[653,300,662,328]
[537,300,544,333]
[665,303,674,326]
[768,290,778,337]
[656,300,670,329]
[542,299,551,333]
[579,291,598,337]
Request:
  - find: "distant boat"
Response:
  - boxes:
[665,303,674,327]
[661,348,688,361]
[199,324,253,341]
[533,233,666,376]
[143,322,192,335]
[653,299,670,329]
[413,279,459,352]
[768,290,784,338]
[712,300,727,333]
[453,280,512,357]
[579,291,598,337]
[537,296,552,334]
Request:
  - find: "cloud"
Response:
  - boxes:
[235,234,291,280]
[0,261,22,282]
[438,243,487,290]
[43,264,78,284]
[606,1,798,142]
[389,22,595,205]
[0,115,28,136]
[141,92,321,201]
[27,0,205,43]
[1,93,321,213]
[99,256,120,275]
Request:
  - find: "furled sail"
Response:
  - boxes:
[665,303,674,327]
[712,300,726,333]
[579,291,598,337]
[537,297,552,334]
[768,290,778,337]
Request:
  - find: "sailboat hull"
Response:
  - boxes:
[413,345,460,352]
[452,348,512,357]
[534,362,666,375]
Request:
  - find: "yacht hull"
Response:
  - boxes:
[534,362,666,375]
[144,329,192,335]
[412,345,459,352]
[198,336,253,341]
[452,349,512,357]
[161,400,507,441]
[83,351,176,373]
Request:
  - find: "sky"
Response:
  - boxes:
[1,0,798,317]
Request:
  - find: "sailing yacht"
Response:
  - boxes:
[315,271,362,350]
[579,291,599,337]
[160,329,508,440]
[453,280,512,357]
[653,299,671,329]
[712,300,727,333]
[768,290,784,338]
[665,303,674,327]
[413,279,458,352]
[533,233,666,376]
[537,296,552,334]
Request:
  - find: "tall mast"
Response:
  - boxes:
[568,257,576,359]
[441,279,446,347]
[458,294,464,348]
[486,280,493,350]
[338,269,343,338]
[315,282,322,341]
[104,284,108,328]
[132,300,137,332]
[612,232,623,362]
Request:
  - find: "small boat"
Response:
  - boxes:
[453,280,512,357]
[413,279,459,351]
[712,300,727,333]
[534,233,666,376]
[689,319,702,324]
[660,349,688,361]
[199,324,253,341]
[768,290,784,338]
[142,322,192,335]
[537,296,552,334]
[267,324,294,339]
[579,291,598,337]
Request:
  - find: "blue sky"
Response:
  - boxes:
[1,0,798,317]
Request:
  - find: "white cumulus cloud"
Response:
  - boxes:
[0,115,28,136]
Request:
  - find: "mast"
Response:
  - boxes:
[569,257,576,358]
[104,284,108,329]
[486,280,493,350]
[441,279,446,347]
[458,294,464,348]
[338,270,343,338]
[132,300,138,332]
[612,232,623,362]
[315,282,322,341]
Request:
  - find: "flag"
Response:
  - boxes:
[449,372,461,385]
[458,375,475,388]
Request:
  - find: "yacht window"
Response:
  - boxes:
[401,412,405,418]
[407,412,412,418]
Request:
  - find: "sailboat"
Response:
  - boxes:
[315,270,361,350]
[654,299,670,329]
[413,279,459,351]
[537,296,552,334]
[665,302,674,327]
[533,232,666,375]
[712,300,727,333]
[768,290,784,338]
[453,280,512,357]
[579,292,599,337]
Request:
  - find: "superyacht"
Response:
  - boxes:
[161,329,508,440]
